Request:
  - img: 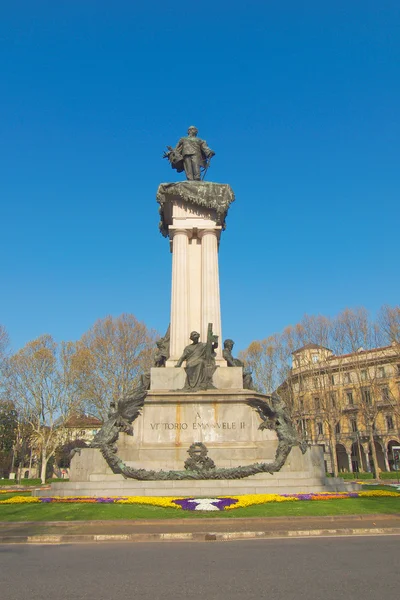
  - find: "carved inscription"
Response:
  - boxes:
[150,421,246,430]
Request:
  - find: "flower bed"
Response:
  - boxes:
[1,490,399,509]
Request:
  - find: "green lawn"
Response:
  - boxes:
[0,496,399,521]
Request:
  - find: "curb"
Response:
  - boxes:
[1,527,400,544]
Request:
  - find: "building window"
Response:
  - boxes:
[381,387,390,402]
[314,397,320,410]
[344,372,351,384]
[386,415,394,431]
[317,422,324,435]
[313,377,319,389]
[378,366,385,378]
[330,391,337,408]
[312,354,319,363]
[299,397,304,411]
[330,374,335,385]
[298,419,309,436]
[361,387,372,404]
[335,422,341,434]
[361,369,367,381]
[350,418,358,433]
[346,391,354,405]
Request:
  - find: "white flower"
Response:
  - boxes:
[187,498,221,511]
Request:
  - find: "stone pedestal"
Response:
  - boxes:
[38,389,358,498]
[157,182,234,365]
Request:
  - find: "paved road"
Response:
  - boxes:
[0,537,398,600]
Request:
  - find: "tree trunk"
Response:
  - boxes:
[40,449,47,484]
[368,428,380,480]
[328,427,339,477]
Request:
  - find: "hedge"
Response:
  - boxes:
[0,478,69,486]
[327,471,399,480]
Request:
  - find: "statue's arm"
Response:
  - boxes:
[175,138,184,153]
[200,139,215,158]
[175,347,188,367]
[223,350,235,367]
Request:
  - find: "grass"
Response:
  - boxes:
[0,478,69,486]
[0,479,42,486]
[0,496,399,521]
[362,484,400,492]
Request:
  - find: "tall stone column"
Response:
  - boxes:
[200,228,224,363]
[346,450,353,473]
[383,447,390,472]
[362,444,371,472]
[168,228,189,362]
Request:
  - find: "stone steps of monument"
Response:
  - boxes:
[86,470,322,483]
[34,476,356,497]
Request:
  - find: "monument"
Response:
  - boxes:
[38,126,354,498]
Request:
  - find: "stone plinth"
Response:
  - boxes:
[157,182,235,365]
[150,366,243,391]
[36,388,357,498]
[37,445,357,497]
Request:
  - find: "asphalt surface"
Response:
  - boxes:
[1,536,398,600]
[0,514,399,543]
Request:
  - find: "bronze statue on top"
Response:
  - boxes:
[163,126,215,181]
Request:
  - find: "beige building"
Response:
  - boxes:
[61,414,103,445]
[280,343,400,474]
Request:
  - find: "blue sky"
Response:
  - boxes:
[1,1,399,353]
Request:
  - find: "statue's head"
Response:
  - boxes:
[224,339,234,350]
[189,331,200,343]
[188,126,198,137]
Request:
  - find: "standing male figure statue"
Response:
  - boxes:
[163,126,215,181]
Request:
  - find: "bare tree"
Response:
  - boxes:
[0,324,10,391]
[377,305,400,421]
[73,314,157,420]
[240,309,400,477]
[6,335,83,483]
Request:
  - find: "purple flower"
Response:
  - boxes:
[96,497,117,503]
[173,498,197,510]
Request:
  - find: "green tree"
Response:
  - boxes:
[0,402,18,477]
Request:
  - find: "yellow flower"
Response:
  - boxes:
[116,496,180,508]
[224,494,298,510]
[359,490,400,498]
[0,496,40,504]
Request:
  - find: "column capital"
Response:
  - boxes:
[168,227,192,238]
[198,227,222,238]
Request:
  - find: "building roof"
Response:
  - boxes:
[292,343,332,354]
[325,344,393,361]
[63,414,103,428]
